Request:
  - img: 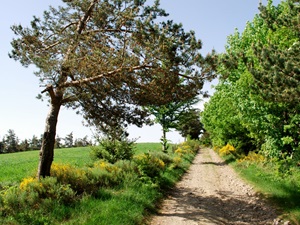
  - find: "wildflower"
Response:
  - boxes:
[20,177,36,190]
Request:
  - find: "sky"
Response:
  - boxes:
[0,0,281,143]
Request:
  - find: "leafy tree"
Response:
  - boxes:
[201,83,256,152]
[249,0,300,105]
[19,139,30,151]
[204,0,300,158]
[176,108,203,140]
[30,135,42,150]
[64,132,74,148]
[0,141,4,154]
[3,129,19,153]
[10,0,214,177]
[74,135,90,147]
[54,135,62,149]
[148,97,199,152]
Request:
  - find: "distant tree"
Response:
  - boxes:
[54,135,62,149]
[74,135,90,147]
[19,139,30,151]
[30,135,42,150]
[176,108,203,140]
[148,97,199,152]
[3,129,19,153]
[0,140,4,153]
[10,0,214,178]
[64,132,74,148]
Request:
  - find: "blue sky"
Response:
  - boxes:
[0,0,280,143]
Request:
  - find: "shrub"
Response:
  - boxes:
[51,161,125,195]
[184,140,200,153]
[133,153,165,179]
[0,176,76,216]
[150,152,174,167]
[90,137,136,163]
[238,151,265,163]
[89,160,122,188]
[171,156,182,169]
[51,163,90,194]
[219,144,236,156]
[174,141,200,156]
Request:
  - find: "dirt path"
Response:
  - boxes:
[149,148,280,225]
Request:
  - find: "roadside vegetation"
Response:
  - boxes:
[211,145,300,224]
[0,141,199,224]
[201,0,300,223]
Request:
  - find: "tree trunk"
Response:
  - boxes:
[162,128,168,153]
[37,98,62,179]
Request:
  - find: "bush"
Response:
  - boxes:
[219,144,236,156]
[238,151,265,163]
[0,176,76,216]
[51,162,122,195]
[90,137,136,163]
[51,163,90,194]
[133,153,165,179]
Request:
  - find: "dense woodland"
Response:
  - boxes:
[202,0,300,162]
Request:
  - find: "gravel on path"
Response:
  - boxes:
[149,148,280,225]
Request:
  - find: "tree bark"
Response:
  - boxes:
[162,128,168,153]
[37,96,62,179]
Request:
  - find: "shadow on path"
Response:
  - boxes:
[155,185,277,225]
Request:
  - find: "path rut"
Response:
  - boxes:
[149,148,279,225]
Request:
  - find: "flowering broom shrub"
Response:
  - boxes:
[0,176,76,216]
[219,144,236,156]
[133,153,165,179]
[238,151,265,163]
[51,162,123,195]
[51,163,90,194]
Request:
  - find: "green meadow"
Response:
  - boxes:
[0,142,196,225]
[0,143,162,183]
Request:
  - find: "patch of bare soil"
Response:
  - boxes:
[149,148,284,225]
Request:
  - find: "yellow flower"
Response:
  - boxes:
[219,144,235,156]
[20,177,36,190]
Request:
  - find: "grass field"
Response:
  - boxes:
[0,143,162,183]
[0,142,193,225]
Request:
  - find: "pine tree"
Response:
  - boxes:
[10,0,214,178]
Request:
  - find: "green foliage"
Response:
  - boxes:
[176,108,203,140]
[10,0,214,178]
[203,0,300,159]
[133,153,166,179]
[0,142,198,224]
[90,137,136,163]
[147,97,200,152]
[0,177,76,219]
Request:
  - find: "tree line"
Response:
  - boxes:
[0,129,92,154]
[202,0,300,160]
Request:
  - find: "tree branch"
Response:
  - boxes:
[41,84,55,100]
[60,64,150,88]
